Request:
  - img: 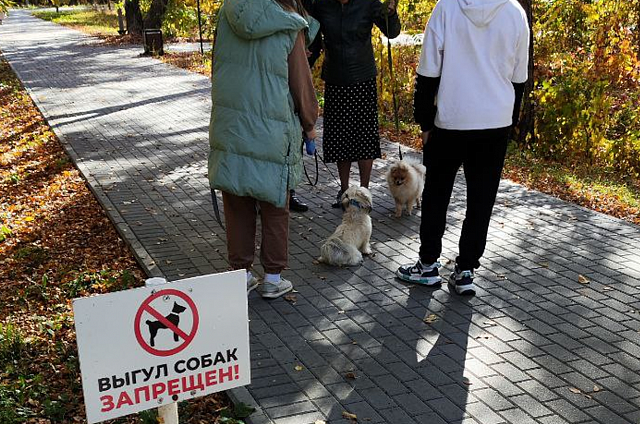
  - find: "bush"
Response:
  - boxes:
[0,0,14,14]
[162,0,220,39]
[533,0,640,177]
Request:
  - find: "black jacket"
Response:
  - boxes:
[309,0,401,86]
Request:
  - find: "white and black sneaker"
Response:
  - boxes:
[449,266,476,296]
[396,260,442,286]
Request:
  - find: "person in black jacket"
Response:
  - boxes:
[308,0,401,208]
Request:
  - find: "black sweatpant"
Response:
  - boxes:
[419,126,510,271]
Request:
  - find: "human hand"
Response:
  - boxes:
[303,133,316,155]
[386,0,397,13]
[305,138,316,155]
[421,131,431,146]
[305,128,316,140]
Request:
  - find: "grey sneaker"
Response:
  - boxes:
[449,266,476,296]
[261,277,293,299]
[247,276,260,294]
[396,260,442,286]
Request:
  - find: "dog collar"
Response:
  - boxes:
[349,199,365,209]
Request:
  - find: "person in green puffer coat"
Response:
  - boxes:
[209,0,318,299]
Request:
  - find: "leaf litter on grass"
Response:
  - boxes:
[0,55,233,423]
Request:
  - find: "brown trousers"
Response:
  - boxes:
[222,191,289,274]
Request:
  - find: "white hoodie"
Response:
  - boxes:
[417,0,529,130]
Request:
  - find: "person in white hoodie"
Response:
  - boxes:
[396,0,529,295]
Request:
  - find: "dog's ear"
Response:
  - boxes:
[357,187,373,212]
[341,191,350,210]
[172,302,187,313]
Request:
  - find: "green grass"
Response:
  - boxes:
[32,9,120,36]
[0,323,25,364]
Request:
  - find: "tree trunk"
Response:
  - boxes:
[143,0,169,30]
[124,0,143,35]
[516,0,534,145]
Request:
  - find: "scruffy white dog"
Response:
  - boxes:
[318,186,373,267]
[385,157,426,217]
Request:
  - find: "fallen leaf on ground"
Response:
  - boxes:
[294,365,304,371]
[345,371,357,379]
[569,387,582,394]
[593,385,601,392]
[284,293,297,303]
[424,314,438,324]
[342,411,358,420]
[578,275,590,284]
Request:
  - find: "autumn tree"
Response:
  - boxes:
[144,0,169,30]
[50,0,69,13]
[124,0,143,35]
[0,0,14,13]
[516,0,534,144]
[533,0,640,176]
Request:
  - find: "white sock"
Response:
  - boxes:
[264,273,281,284]
[246,271,253,283]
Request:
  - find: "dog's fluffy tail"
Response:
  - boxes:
[404,156,426,175]
[319,239,363,267]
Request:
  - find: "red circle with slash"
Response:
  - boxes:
[134,289,199,357]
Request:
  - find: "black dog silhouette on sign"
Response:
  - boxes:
[146,301,187,347]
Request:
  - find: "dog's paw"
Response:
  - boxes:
[362,246,373,255]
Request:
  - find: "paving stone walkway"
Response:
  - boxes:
[3,10,640,424]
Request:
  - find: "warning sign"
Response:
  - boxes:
[134,289,199,356]
[73,270,250,424]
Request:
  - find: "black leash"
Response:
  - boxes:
[210,189,225,230]
[384,4,403,161]
[317,152,340,187]
[303,150,340,188]
[303,151,320,186]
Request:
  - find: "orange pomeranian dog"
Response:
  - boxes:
[385,157,427,217]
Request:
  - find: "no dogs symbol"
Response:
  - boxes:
[134,289,199,357]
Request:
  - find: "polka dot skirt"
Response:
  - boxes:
[322,78,381,163]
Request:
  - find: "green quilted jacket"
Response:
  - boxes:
[208,0,315,208]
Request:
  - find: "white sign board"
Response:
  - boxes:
[73,270,250,423]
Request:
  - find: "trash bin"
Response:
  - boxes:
[143,29,164,56]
